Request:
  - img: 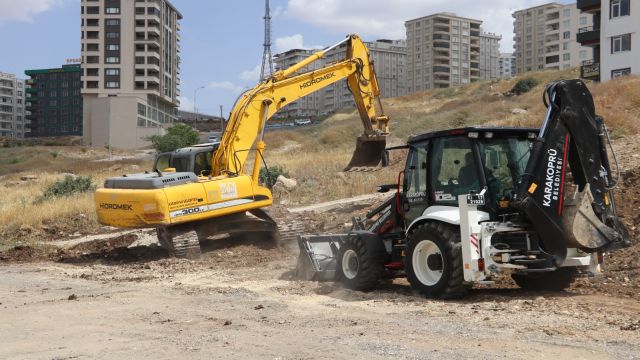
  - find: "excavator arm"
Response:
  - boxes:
[513,79,631,265]
[212,34,389,179]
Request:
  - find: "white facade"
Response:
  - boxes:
[600,0,638,81]
[0,72,26,138]
[499,53,516,78]
[479,32,502,80]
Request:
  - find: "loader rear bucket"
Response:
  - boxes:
[344,135,387,171]
[296,234,346,281]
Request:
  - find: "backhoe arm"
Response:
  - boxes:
[513,79,630,265]
[212,35,389,179]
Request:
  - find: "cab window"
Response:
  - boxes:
[429,136,479,205]
[194,151,212,176]
[154,154,170,172]
[405,141,428,199]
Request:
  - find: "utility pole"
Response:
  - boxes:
[219,105,224,132]
[193,85,205,131]
[259,0,274,81]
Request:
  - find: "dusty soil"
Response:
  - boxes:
[1,136,639,359]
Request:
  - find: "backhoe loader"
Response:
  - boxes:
[298,79,631,297]
[94,35,389,257]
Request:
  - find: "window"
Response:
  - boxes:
[106,81,120,88]
[563,42,569,50]
[580,16,588,25]
[105,57,120,63]
[612,34,631,53]
[611,0,630,18]
[579,50,588,59]
[563,53,570,61]
[87,43,99,51]
[403,140,429,220]
[611,68,631,78]
[194,152,213,176]
[430,136,478,205]
[106,32,120,38]
[105,7,120,14]
[107,44,120,51]
[105,68,120,76]
[50,91,57,97]
[563,8,571,17]
[137,103,146,116]
[105,19,120,26]
[562,31,570,39]
[562,20,570,28]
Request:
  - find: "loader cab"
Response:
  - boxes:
[153,143,219,177]
[402,127,537,224]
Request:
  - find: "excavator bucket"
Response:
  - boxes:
[344,135,387,171]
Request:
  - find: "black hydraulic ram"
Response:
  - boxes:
[512,79,630,266]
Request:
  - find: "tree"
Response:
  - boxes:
[148,123,200,152]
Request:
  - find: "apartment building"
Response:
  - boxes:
[406,13,483,92]
[0,72,26,138]
[576,0,638,82]
[272,39,407,118]
[320,39,407,115]
[81,0,182,149]
[499,53,516,78]
[24,65,83,137]
[513,3,593,74]
[272,48,323,119]
[479,32,502,80]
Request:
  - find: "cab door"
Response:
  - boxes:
[402,140,429,225]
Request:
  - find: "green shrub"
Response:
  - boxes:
[148,123,200,153]
[43,175,95,199]
[50,151,59,159]
[511,78,539,95]
[259,165,289,187]
[8,157,20,164]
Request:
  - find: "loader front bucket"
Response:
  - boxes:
[296,234,346,281]
[344,135,387,171]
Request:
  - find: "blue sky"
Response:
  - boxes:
[0,0,572,115]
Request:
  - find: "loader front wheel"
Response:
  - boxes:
[337,234,384,291]
[406,222,468,299]
[511,267,576,291]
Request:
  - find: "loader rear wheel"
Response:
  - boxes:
[337,234,384,291]
[511,267,576,291]
[405,222,468,299]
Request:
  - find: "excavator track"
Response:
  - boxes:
[156,225,201,259]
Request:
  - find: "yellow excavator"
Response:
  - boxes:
[94,35,390,257]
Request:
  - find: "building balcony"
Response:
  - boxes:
[580,60,600,80]
[545,55,560,64]
[433,43,450,49]
[26,87,38,94]
[433,34,450,41]
[433,66,450,75]
[434,78,450,86]
[577,0,601,13]
[577,26,600,46]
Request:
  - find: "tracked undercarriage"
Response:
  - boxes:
[157,208,303,259]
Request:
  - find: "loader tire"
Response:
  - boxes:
[511,267,576,291]
[405,222,469,299]
[337,234,385,291]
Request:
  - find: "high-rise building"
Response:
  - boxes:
[320,39,407,114]
[24,65,83,137]
[406,13,483,92]
[272,48,323,119]
[576,0,638,82]
[499,53,516,78]
[479,32,502,80]
[0,72,26,138]
[513,2,593,74]
[81,0,182,149]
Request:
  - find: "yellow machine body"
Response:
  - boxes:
[95,34,389,230]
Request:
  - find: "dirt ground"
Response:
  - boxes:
[1,136,640,359]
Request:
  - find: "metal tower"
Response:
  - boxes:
[259,0,274,81]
